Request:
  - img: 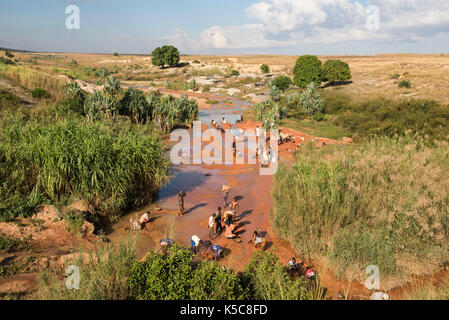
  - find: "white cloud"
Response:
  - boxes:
[165,0,449,52]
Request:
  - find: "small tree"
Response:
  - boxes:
[299,82,324,117]
[151,45,180,68]
[321,59,351,84]
[272,76,292,92]
[293,55,322,88]
[113,52,119,57]
[260,64,270,73]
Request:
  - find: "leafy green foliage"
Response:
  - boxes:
[31,88,51,99]
[4,51,14,59]
[272,76,292,92]
[38,239,137,300]
[321,59,351,83]
[298,82,323,116]
[260,64,269,73]
[0,57,15,65]
[151,45,180,68]
[293,55,322,88]
[0,90,21,111]
[128,245,245,300]
[243,250,315,300]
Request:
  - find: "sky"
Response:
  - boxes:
[1,0,449,55]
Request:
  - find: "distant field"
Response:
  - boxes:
[5,52,449,104]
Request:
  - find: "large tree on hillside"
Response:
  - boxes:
[293,55,322,88]
[151,45,180,68]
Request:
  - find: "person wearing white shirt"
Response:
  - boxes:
[190,235,202,253]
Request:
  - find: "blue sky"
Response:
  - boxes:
[1,0,449,55]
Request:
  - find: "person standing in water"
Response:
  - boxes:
[215,207,223,235]
[178,190,186,216]
[208,213,216,238]
[222,184,231,207]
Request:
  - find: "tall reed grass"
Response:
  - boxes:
[0,108,170,220]
[272,135,449,282]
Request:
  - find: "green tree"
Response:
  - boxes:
[299,82,323,116]
[321,59,351,84]
[272,76,292,92]
[293,55,322,88]
[151,45,180,68]
[260,64,270,73]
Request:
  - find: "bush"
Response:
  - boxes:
[272,76,292,92]
[398,80,411,89]
[272,135,449,281]
[0,110,170,218]
[5,51,14,59]
[293,55,322,88]
[113,52,119,57]
[321,59,351,84]
[128,245,245,300]
[260,64,270,73]
[298,82,323,116]
[151,45,180,68]
[243,250,316,300]
[31,88,51,99]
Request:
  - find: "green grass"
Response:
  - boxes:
[272,135,449,282]
[279,117,351,140]
[0,107,170,219]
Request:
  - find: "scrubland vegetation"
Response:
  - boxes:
[273,135,449,282]
[0,64,198,221]
[37,241,321,300]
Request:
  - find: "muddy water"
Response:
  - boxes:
[106,93,276,268]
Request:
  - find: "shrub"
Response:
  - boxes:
[260,64,270,73]
[321,59,351,84]
[0,233,29,253]
[113,52,119,57]
[293,55,322,88]
[298,82,323,116]
[5,51,14,59]
[0,57,15,65]
[151,45,180,68]
[38,239,136,299]
[31,88,51,99]
[192,60,200,64]
[398,80,411,89]
[272,76,292,92]
[230,69,240,77]
[0,90,21,110]
[0,110,170,218]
